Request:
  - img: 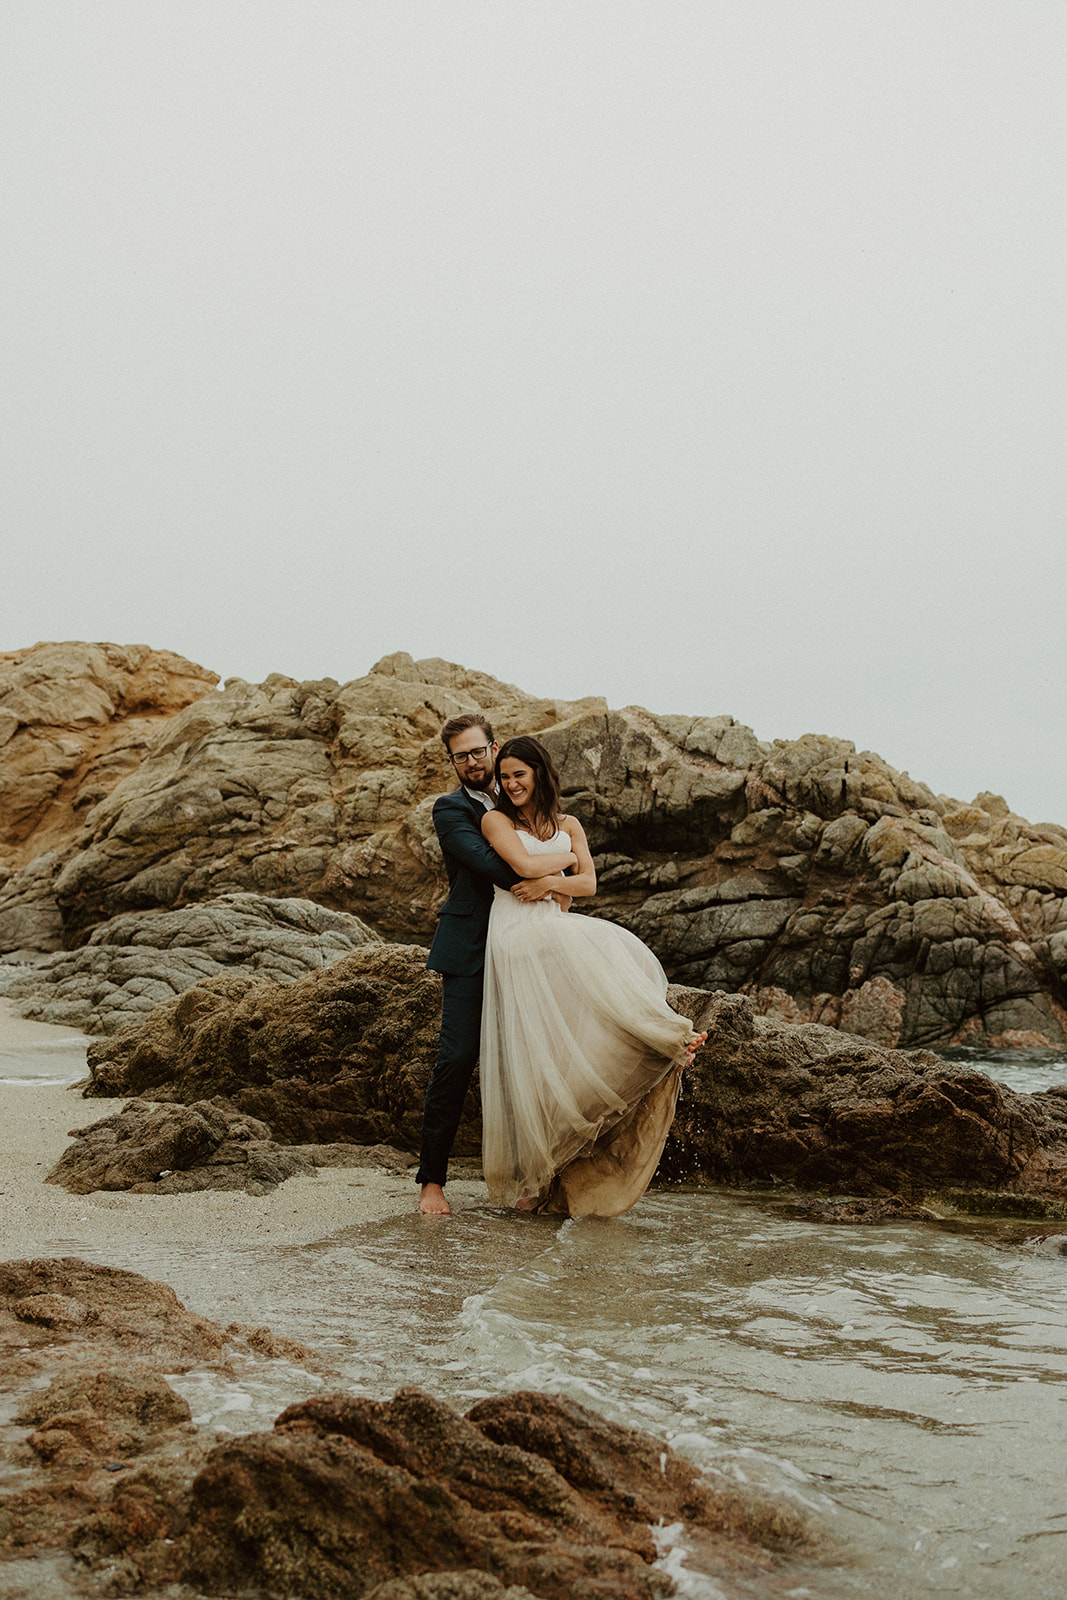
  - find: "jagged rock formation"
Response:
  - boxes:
[0,641,219,952]
[539,710,1067,1048]
[0,651,602,956]
[0,892,380,1034]
[0,1259,821,1597]
[71,948,1067,1214]
[1,645,1064,1047]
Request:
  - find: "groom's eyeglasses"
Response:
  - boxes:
[450,745,492,765]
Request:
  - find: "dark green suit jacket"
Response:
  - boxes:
[426,788,519,977]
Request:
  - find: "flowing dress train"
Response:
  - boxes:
[479,829,692,1216]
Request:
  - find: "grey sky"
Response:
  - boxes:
[3,3,1065,824]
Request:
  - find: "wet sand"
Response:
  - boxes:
[0,998,480,1260]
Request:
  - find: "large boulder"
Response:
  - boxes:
[664,989,1067,1214]
[75,950,1067,1214]
[0,892,380,1034]
[83,943,444,1151]
[173,1389,816,1599]
[0,642,219,952]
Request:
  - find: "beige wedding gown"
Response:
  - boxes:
[479,829,693,1217]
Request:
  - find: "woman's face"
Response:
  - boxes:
[499,757,536,810]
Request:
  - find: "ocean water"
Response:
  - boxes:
[937,1044,1067,1097]
[77,1190,1064,1600]
[9,1028,1067,1600]
[0,1031,93,1087]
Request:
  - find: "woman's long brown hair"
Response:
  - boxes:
[494,736,564,839]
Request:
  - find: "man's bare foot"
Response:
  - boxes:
[419,1183,451,1216]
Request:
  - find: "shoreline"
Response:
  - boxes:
[0,1000,480,1265]
[4,993,1067,1269]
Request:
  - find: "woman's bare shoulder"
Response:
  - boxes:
[482,808,517,833]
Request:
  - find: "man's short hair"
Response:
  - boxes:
[440,712,495,752]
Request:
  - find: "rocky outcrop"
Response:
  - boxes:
[72,948,1067,1214]
[1,645,1064,1048]
[0,1258,314,1586]
[82,944,443,1150]
[1,1259,822,1597]
[0,652,602,955]
[16,1366,193,1473]
[539,711,1067,1049]
[0,892,380,1034]
[664,989,1067,1215]
[0,1255,230,1368]
[175,1388,815,1600]
[365,1579,539,1600]
[0,1258,305,1555]
[46,1097,412,1195]
[0,641,219,953]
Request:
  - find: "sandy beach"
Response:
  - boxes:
[0,999,481,1264]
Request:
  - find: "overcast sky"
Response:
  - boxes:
[3,3,1065,825]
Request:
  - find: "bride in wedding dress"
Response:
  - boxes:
[479,736,705,1217]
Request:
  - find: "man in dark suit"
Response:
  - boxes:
[417,713,575,1215]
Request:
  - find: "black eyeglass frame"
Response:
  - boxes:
[449,744,493,765]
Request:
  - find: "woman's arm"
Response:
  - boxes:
[559,814,597,895]
[481,810,577,878]
[512,815,596,901]
[433,796,519,890]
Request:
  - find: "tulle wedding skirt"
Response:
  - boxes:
[480,856,692,1217]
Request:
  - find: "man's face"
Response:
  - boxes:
[447,726,498,792]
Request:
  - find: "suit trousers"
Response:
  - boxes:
[416,968,484,1187]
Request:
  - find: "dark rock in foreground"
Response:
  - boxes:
[175,1388,815,1600]
[0,1258,305,1575]
[0,1259,823,1598]
[366,1579,538,1600]
[74,946,1067,1213]
[0,1257,316,1573]
[0,891,379,1034]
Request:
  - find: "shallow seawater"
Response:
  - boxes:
[46,1192,1067,1600]
[937,1045,1067,1096]
[0,1033,92,1086]
[11,1029,1067,1599]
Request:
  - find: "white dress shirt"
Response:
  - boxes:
[463,784,498,812]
